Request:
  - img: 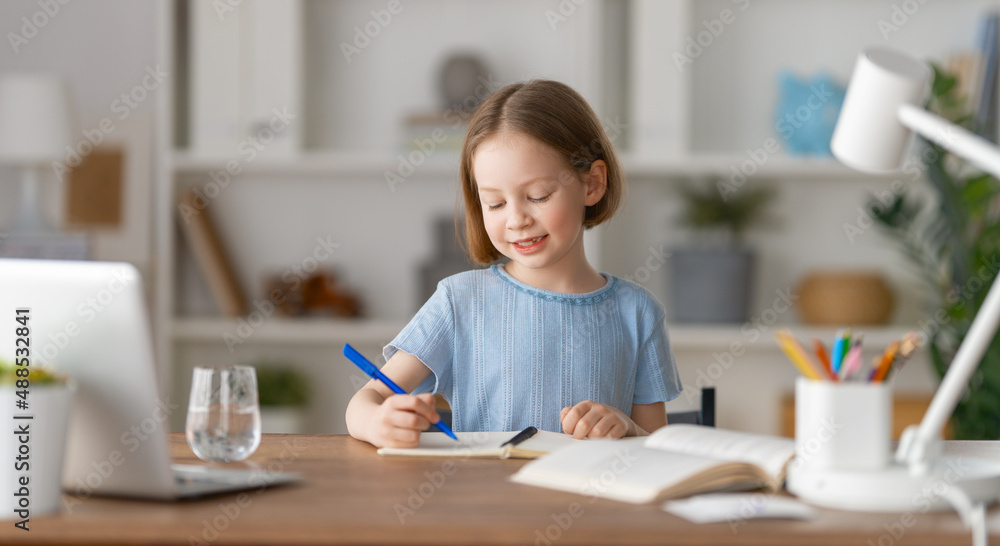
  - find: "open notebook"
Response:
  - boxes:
[508,424,795,503]
[377,430,579,459]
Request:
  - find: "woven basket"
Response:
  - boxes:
[797,271,894,325]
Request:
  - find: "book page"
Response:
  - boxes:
[644,424,794,479]
[509,438,762,503]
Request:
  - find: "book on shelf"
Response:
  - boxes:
[974,11,999,142]
[508,424,795,504]
[377,430,578,459]
[176,190,247,318]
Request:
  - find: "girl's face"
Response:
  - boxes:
[473,132,605,282]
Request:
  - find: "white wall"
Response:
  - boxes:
[0,0,157,274]
[4,1,985,434]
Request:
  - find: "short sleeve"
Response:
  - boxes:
[633,301,683,404]
[383,281,455,396]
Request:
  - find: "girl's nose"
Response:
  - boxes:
[506,202,531,230]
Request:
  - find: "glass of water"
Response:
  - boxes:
[185,365,262,463]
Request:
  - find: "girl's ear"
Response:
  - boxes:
[584,160,608,206]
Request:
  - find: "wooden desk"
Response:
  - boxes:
[2,434,998,545]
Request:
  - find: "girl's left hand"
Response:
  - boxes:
[560,401,634,439]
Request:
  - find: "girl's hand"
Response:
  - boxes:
[560,400,634,439]
[367,393,442,448]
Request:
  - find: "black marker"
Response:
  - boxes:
[501,426,538,448]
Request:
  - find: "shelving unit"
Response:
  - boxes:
[154,0,989,434]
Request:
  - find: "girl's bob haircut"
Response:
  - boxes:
[459,80,624,265]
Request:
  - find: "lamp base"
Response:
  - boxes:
[787,457,1000,512]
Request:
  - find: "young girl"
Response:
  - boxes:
[346,80,682,448]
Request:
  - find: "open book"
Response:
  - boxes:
[377,430,579,459]
[508,424,795,503]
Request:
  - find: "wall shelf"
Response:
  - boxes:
[171,316,918,355]
[666,324,918,353]
[171,317,407,345]
[172,150,890,181]
[172,150,461,179]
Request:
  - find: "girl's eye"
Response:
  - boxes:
[487,202,504,211]
[529,194,551,203]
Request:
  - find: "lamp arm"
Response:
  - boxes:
[894,104,1000,469]
[898,104,1000,179]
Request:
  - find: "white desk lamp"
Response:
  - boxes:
[0,73,73,233]
[787,47,1000,521]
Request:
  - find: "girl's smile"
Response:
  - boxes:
[511,234,548,253]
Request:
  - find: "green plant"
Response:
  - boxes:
[868,64,1000,440]
[255,364,310,407]
[676,180,777,244]
[0,359,65,385]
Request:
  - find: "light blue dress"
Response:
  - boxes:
[384,265,683,433]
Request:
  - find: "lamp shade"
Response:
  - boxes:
[830,48,931,173]
[0,73,73,165]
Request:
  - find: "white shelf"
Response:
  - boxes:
[172,317,408,345]
[171,149,888,181]
[622,154,893,180]
[667,324,917,352]
[171,317,916,353]
[171,150,461,179]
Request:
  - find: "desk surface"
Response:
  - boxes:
[2,434,999,545]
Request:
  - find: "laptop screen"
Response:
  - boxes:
[0,259,177,500]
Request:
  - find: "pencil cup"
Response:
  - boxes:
[792,377,891,472]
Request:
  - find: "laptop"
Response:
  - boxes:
[0,258,300,500]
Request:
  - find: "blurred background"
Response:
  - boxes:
[1,0,998,437]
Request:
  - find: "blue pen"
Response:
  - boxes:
[343,343,458,440]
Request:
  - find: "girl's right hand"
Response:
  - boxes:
[367,392,442,448]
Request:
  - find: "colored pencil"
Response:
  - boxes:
[871,340,901,382]
[776,329,829,380]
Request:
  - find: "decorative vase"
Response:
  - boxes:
[797,271,894,325]
[669,246,755,323]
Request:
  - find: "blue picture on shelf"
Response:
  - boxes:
[773,71,846,156]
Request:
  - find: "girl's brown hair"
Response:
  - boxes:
[458,80,624,265]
